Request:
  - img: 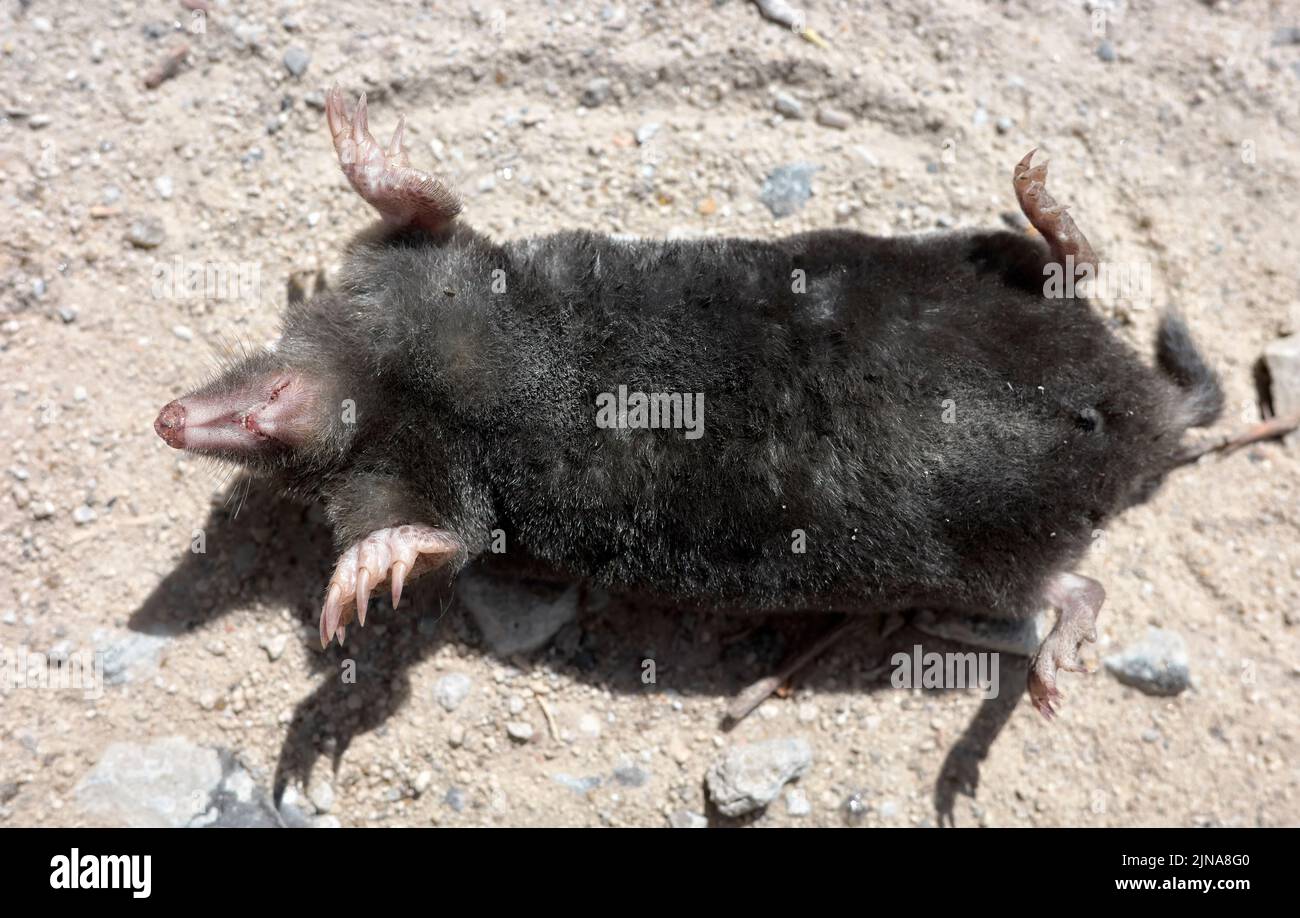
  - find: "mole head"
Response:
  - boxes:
[154,347,342,476]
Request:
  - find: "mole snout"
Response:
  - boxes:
[154,400,186,449]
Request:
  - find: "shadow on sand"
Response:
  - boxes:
[132,478,1026,826]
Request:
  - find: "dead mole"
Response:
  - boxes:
[155,87,1226,718]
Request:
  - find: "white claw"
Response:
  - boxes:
[387,114,406,158]
[355,568,371,628]
[352,93,369,143]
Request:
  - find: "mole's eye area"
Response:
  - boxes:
[154,371,325,455]
[1075,407,1103,433]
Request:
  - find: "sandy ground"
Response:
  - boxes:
[1,0,1298,828]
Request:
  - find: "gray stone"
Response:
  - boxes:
[705,737,813,817]
[71,505,97,525]
[505,720,534,742]
[308,779,335,813]
[913,609,1050,656]
[773,92,803,119]
[785,787,811,816]
[552,773,602,794]
[1097,40,1117,63]
[283,46,310,77]
[432,672,473,711]
[97,628,170,685]
[276,785,316,827]
[815,106,852,129]
[74,737,222,827]
[635,122,660,145]
[201,759,284,828]
[126,217,165,249]
[581,78,612,107]
[1104,628,1191,696]
[260,633,288,662]
[668,809,708,828]
[458,570,579,655]
[612,764,649,787]
[759,163,818,218]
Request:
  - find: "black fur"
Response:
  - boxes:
[199,222,1222,620]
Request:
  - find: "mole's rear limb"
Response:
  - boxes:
[1028,572,1106,719]
[325,86,462,234]
[1013,149,1098,277]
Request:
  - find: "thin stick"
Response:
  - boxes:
[1176,411,1300,466]
[725,615,861,723]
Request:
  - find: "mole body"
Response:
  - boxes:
[155,89,1223,716]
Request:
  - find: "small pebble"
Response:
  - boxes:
[283,46,310,78]
[815,107,852,130]
[773,92,804,119]
[580,78,612,107]
[505,721,534,742]
[785,787,812,816]
[126,217,166,249]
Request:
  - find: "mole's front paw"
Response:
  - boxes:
[1028,572,1106,719]
[1027,635,1092,720]
[319,525,466,648]
[325,86,461,234]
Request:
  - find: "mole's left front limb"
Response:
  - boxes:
[325,86,462,235]
[1028,571,1106,719]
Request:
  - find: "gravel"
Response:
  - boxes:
[432,672,473,711]
[125,217,166,249]
[815,106,852,129]
[1104,628,1191,696]
[759,163,818,218]
[773,92,804,118]
[705,737,813,817]
[580,77,612,107]
[283,46,310,77]
[74,737,223,828]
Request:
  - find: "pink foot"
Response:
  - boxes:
[319,525,465,647]
[1013,149,1098,276]
[325,85,461,234]
[1027,572,1105,719]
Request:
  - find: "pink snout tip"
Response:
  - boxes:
[154,400,186,449]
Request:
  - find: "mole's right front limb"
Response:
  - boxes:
[317,473,482,647]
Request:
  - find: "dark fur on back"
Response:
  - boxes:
[246,223,1221,619]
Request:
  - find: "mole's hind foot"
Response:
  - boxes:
[1013,149,1098,278]
[319,525,466,648]
[1027,572,1106,719]
[325,85,461,234]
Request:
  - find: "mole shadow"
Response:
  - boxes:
[132,478,1025,818]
